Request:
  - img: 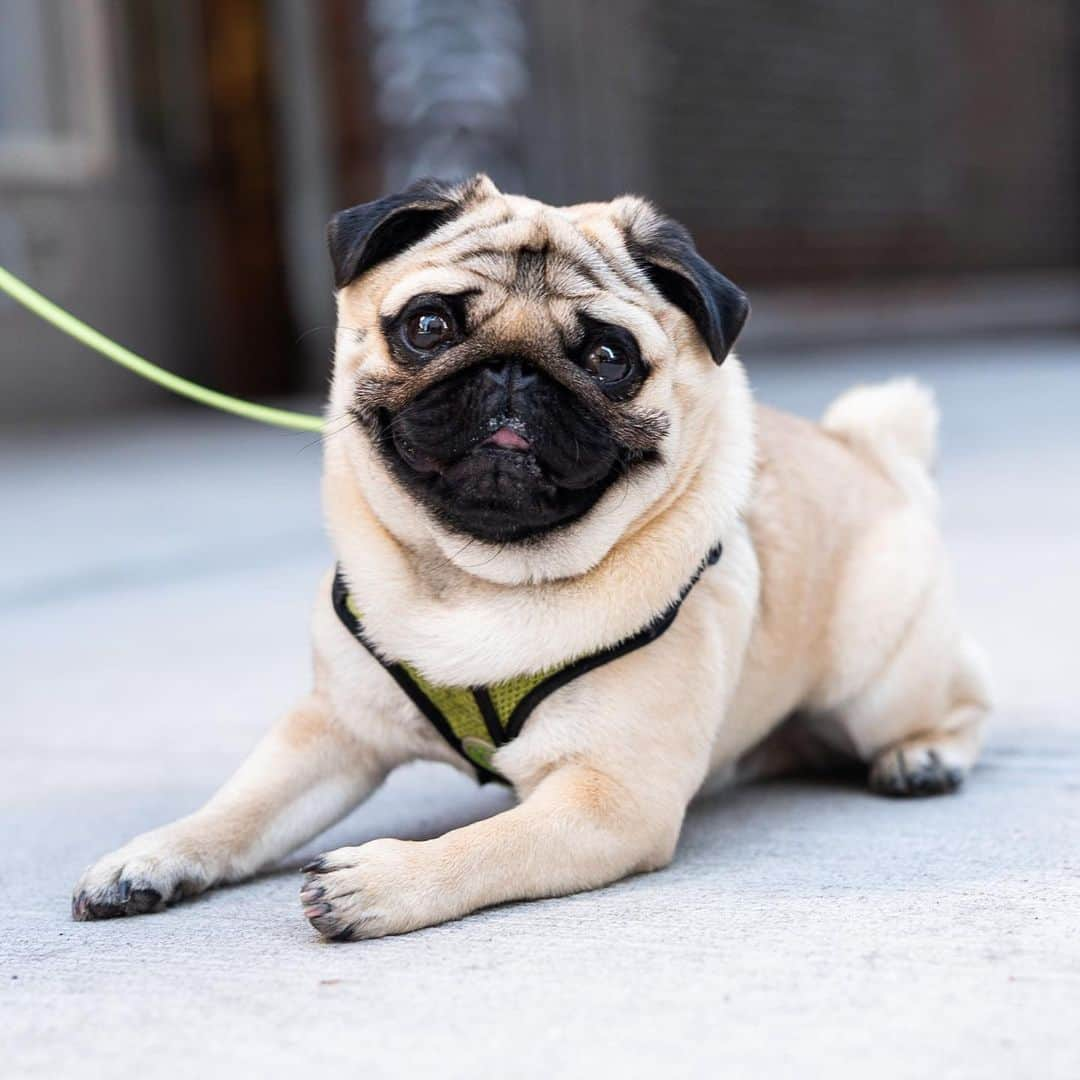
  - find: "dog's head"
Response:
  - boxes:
[327,175,749,578]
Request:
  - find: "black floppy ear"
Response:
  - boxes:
[327,177,470,289]
[627,214,750,365]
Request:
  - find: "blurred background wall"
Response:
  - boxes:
[1,0,1077,422]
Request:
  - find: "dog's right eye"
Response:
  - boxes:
[404,308,455,352]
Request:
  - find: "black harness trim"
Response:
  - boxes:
[331,541,722,785]
[331,576,505,784]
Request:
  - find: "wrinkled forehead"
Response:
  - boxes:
[375,196,668,350]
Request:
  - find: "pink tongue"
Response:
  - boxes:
[486,427,531,451]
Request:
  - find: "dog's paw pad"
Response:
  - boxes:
[869,745,965,798]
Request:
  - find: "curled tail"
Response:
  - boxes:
[822,378,939,509]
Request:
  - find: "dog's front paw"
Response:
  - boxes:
[300,839,441,941]
[72,829,215,921]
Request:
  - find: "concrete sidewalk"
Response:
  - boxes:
[2,338,1078,1078]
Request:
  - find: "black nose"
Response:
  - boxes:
[480,358,540,413]
[481,358,539,392]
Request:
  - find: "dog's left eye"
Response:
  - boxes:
[583,342,633,384]
[404,307,456,351]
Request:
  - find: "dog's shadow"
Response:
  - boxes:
[215,760,980,924]
[254,761,871,891]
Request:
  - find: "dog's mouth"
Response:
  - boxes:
[483,426,531,452]
[375,410,629,543]
[385,417,539,475]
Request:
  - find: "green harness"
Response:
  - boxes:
[332,541,722,784]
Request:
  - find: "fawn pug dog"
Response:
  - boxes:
[73,175,991,939]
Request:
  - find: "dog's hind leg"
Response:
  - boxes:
[840,615,992,799]
[866,636,991,797]
[820,381,992,796]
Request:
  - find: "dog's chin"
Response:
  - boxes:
[377,418,624,544]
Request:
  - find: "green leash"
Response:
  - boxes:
[0,266,324,433]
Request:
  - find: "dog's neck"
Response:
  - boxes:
[323,360,756,686]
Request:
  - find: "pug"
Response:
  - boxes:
[72,175,991,939]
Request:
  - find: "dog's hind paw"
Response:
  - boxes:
[869,741,966,798]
